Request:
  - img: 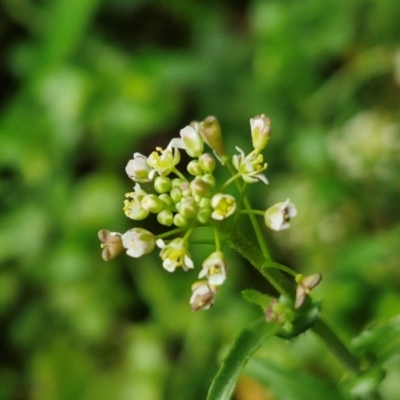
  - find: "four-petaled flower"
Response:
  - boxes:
[232,147,268,184]
[199,251,227,286]
[211,193,237,220]
[147,146,180,177]
[189,281,217,311]
[121,228,156,258]
[264,199,297,231]
[156,237,194,272]
[126,153,154,182]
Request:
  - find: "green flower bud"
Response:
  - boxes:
[187,160,203,176]
[154,176,172,193]
[174,213,188,227]
[157,209,174,226]
[199,197,211,208]
[141,194,164,213]
[159,193,173,208]
[172,178,185,188]
[198,153,216,173]
[197,206,212,224]
[178,197,198,219]
[170,188,182,203]
[201,174,215,188]
[199,116,225,157]
[190,177,212,198]
[250,114,271,152]
[180,182,191,197]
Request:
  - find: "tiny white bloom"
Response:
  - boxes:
[169,125,204,158]
[264,199,297,231]
[211,193,237,220]
[156,238,194,272]
[147,146,180,177]
[125,153,153,182]
[189,281,217,311]
[199,251,227,286]
[123,183,149,220]
[121,228,156,258]
[232,147,268,184]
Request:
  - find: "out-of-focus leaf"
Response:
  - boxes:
[245,357,349,400]
[206,318,279,400]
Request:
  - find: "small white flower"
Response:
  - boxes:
[147,146,180,177]
[250,114,271,151]
[121,228,156,258]
[123,184,149,220]
[199,251,227,285]
[156,238,194,272]
[232,147,268,184]
[264,199,297,231]
[189,281,217,311]
[98,230,124,261]
[125,153,153,182]
[211,193,237,220]
[169,125,204,158]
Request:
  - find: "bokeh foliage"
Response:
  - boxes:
[1,0,400,399]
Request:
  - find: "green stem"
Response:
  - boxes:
[156,227,187,240]
[219,172,241,191]
[312,319,360,374]
[173,167,188,182]
[239,210,265,216]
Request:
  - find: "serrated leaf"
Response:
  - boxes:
[241,289,271,309]
[245,358,350,400]
[206,318,279,400]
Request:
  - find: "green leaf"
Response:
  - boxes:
[245,358,350,400]
[241,289,271,309]
[206,318,279,400]
[352,314,400,365]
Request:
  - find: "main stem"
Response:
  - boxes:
[215,220,361,374]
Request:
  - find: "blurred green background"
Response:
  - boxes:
[1,0,400,399]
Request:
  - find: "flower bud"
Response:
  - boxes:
[121,228,156,258]
[158,193,173,208]
[197,206,212,224]
[250,114,271,151]
[154,176,172,193]
[98,230,124,261]
[201,174,215,188]
[264,199,297,231]
[178,197,198,219]
[190,177,212,198]
[157,209,174,226]
[170,188,182,203]
[211,193,237,220]
[187,160,203,176]
[172,178,185,188]
[199,116,225,157]
[198,153,216,173]
[125,153,153,182]
[180,182,192,197]
[141,194,164,213]
[174,213,188,227]
[295,273,322,309]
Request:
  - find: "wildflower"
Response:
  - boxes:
[232,147,268,184]
[125,153,153,182]
[169,124,204,158]
[147,146,180,177]
[264,199,297,231]
[98,230,124,261]
[121,228,156,258]
[156,237,194,272]
[211,193,237,220]
[123,184,149,220]
[295,273,322,309]
[250,115,271,152]
[190,281,217,311]
[199,251,227,285]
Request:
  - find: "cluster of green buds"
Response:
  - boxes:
[99,115,300,311]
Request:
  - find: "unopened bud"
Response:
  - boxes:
[187,160,203,176]
[199,116,225,157]
[198,153,216,173]
[141,194,164,213]
[250,115,271,151]
[157,209,174,226]
[154,176,172,193]
[174,213,188,227]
